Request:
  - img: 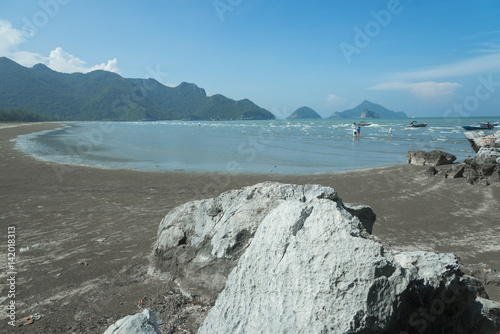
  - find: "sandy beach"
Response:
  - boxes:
[1,123,499,333]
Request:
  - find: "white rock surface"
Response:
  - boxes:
[474,147,500,165]
[150,182,372,301]
[196,184,495,333]
[148,182,495,333]
[464,130,500,153]
[103,308,161,334]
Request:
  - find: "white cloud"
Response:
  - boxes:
[0,19,120,74]
[47,47,120,74]
[9,51,46,67]
[326,93,347,105]
[90,58,119,73]
[368,81,462,98]
[393,53,500,81]
[0,19,24,52]
[47,47,88,73]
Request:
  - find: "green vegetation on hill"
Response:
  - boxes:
[287,106,322,119]
[329,100,407,119]
[0,109,53,122]
[0,57,275,121]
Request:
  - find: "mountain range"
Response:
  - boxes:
[0,57,275,121]
[329,100,407,119]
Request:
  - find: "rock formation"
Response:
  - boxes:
[103,308,161,334]
[407,150,457,166]
[150,182,497,333]
[422,132,500,184]
[149,182,373,302]
[463,154,500,185]
[460,131,500,184]
[464,130,500,153]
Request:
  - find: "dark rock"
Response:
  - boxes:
[461,263,500,289]
[407,150,457,166]
[446,164,465,178]
[479,298,500,330]
[462,156,500,184]
[424,166,438,177]
[343,203,376,234]
[490,168,500,182]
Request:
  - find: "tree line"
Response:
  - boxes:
[0,110,55,122]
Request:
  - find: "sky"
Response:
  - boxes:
[1,0,499,118]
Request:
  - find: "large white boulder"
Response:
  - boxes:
[150,182,373,301]
[149,182,496,333]
[194,183,495,333]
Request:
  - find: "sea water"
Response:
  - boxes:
[13,117,498,174]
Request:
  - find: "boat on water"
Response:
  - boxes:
[356,122,372,126]
[461,122,496,130]
[408,121,427,128]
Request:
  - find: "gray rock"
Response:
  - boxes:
[407,150,457,166]
[197,186,495,333]
[428,164,465,179]
[149,182,497,333]
[342,203,376,234]
[424,166,438,177]
[150,182,357,301]
[446,163,466,178]
[103,308,161,334]
[475,147,500,165]
[477,297,500,329]
[460,147,500,184]
[463,155,500,184]
[464,130,500,153]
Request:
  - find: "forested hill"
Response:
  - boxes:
[287,106,322,119]
[0,57,275,121]
[329,100,407,119]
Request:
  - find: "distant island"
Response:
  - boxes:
[0,57,276,121]
[329,100,407,119]
[287,106,322,119]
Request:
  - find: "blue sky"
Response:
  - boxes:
[1,0,499,118]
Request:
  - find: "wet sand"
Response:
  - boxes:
[1,123,499,333]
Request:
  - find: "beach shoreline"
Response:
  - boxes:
[1,122,499,333]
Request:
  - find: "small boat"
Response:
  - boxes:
[408,121,427,127]
[356,122,372,126]
[462,123,495,130]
